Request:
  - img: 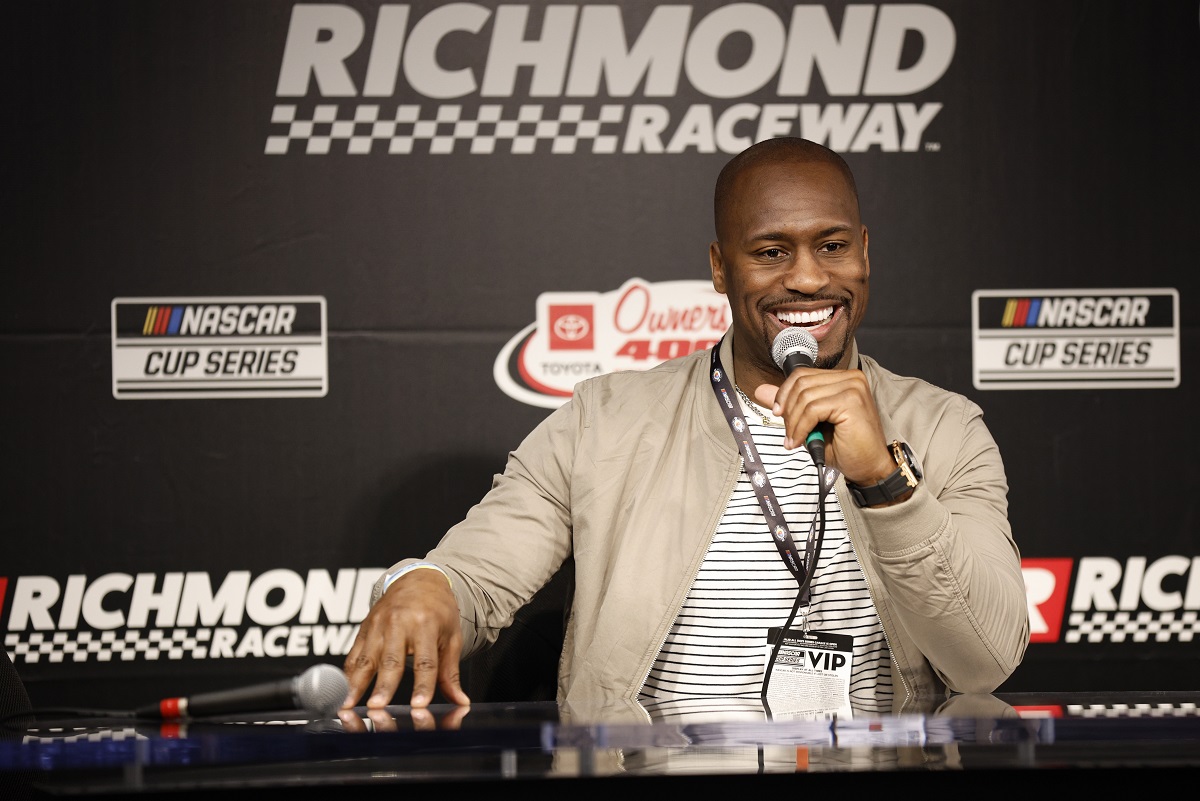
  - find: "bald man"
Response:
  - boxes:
[342,137,1029,719]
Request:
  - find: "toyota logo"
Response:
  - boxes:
[553,314,590,341]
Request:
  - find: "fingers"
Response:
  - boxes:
[341,629,369,707]
[340,567,468,711]
[408,619,470,708]
[758,369,891,480]
[341,613,411,709]
[762,368,854,448]
[336,708,368,732]
[406,628,440,708]
[341,632,388,709]
[438,647,471,707]
[410,706,437,731]
[412,704,470,731]
[753,383,781,411]
[367,708,400,733]
[337,707,400,733]
[365,643,409,709]
[439,704,472,729]
[339,705,469,733]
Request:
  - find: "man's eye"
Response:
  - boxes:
[820,242,845,253]
[760,247,786,258]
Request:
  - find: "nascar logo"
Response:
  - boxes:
[140,304,298,337]
[972,288,1179,390]
[111,295,329,400]
[999,295,1151,328]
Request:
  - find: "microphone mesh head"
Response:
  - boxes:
[296,663,350,717]
[771,327,819,372]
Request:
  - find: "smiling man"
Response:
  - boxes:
[342,137,1029,718]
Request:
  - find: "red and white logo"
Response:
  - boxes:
[1020,555,1199,644]
[548,305,594,350]
[1022,558,1073,643]
[495,278,730,408]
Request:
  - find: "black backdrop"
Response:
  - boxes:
[4,1,1197,711]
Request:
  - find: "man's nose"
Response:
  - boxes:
[781,253,829,294]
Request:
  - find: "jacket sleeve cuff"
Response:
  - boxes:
[840,483,948,554]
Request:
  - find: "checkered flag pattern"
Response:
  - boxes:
[6,629,212,663]
[1065,703,1199,718]
[24,727,139,744]
[265,104,626,155]
[1065,610,1200,642]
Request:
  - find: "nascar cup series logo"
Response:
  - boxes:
[495,277,729,407]
[266,3,955,156]
[110,296,329,399]
[971,288,1180,390]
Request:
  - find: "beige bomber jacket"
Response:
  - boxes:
[375,331,1030,713]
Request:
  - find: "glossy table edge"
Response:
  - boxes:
[1,691,1198,786]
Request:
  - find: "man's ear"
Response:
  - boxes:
[709,241,727,293]
[861,225,870,278]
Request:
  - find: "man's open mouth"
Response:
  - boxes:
[776,306,835,327]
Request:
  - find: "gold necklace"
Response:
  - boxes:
[735,384,785,428]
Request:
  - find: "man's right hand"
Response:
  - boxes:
[341,567,471,709]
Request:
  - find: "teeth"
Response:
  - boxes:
[777,307,833,326]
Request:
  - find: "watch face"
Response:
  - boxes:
[900,442,923,480]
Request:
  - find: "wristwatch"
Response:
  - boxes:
[846,441,923,507]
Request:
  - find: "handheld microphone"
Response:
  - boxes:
[136,663,349,720]
[770,327,828,467]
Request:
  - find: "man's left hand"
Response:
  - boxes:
[755,367,895,486]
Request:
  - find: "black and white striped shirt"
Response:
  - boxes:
[639,399,893,712]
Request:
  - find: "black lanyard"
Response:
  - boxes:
[709,339,839,603]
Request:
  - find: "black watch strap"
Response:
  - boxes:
[846,441,922,508]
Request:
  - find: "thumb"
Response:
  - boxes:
[753,383,780,409]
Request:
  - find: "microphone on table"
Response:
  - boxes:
[770,327,828,467]
[135,663,349,720]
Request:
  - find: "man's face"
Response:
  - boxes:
[709,158,870,387]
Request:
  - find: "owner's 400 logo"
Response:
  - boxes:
[495,278,729,408]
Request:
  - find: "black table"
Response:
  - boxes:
[3,691,1198,797]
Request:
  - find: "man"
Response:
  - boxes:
[342,137,1029,715]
